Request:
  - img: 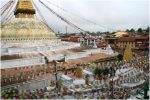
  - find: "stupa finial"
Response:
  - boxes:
[14,0,35,18]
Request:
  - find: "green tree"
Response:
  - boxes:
[137,28,143,33]
[126,29,130,32]
[79,32,83,35]
[105,31,110,34]
[130,28,135,32]
[117,54,123,61]
[96,31,101,34]
[144,83,149,99]
[94,68,103,76]
[103,68,109,75]
[94,67,100,76]
[146,27,149,33]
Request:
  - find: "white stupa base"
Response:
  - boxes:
[73,79,85,85]
[120,80,145,88]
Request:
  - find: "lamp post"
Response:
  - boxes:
[144,74,149,99]
[110,79,114,99]
[52,60,59,96]
[110,68,115,99]
[44,57,60,96]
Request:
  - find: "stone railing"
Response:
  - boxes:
[46,48,101,61]
[2,75,56,92]
[47,54,64,61]
[1,56,45,69]
[1,42,80,54]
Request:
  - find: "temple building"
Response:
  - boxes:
[105,35,149,53]
[117,36,149,50]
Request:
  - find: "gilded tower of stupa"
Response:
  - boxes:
[1,0,56,41]
[14,0,35,18]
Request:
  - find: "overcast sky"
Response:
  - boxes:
[1,0,149,33]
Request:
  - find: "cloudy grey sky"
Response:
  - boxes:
[1,0,149,33]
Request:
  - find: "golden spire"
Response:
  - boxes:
[123,45,133,61]
[14,0,35,18]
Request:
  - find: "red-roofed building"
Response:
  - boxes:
[97,42,108,49]
[68,36,80,42]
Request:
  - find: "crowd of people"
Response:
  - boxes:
[1,65,52,86]
[1,84,131,99]
[72,87,131,99]
[1,86,58,99]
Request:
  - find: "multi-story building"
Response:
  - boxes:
[117,36,149,50]
[105,33,149,51]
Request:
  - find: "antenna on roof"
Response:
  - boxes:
[65,26,68,34]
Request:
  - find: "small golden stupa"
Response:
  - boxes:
[123,45,133,61]
[75,67,83,78]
